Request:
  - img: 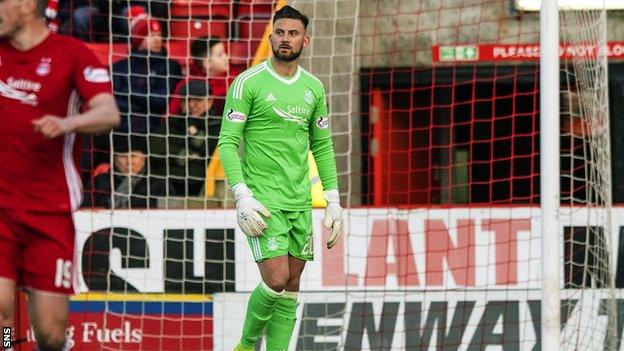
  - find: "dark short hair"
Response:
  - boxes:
[190,36,223,69]
[112,134,148,154]
[180,79,210,98]
[37,0,48,16]
[272,5,309,30]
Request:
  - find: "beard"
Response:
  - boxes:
[272,45,303,62]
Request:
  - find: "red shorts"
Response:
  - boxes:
[0,209,76,294]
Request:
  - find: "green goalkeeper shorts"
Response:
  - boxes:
[246,209,314,262]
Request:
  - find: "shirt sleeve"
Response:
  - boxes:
[309,84,339,191]
[72,41,113,104]
[217,75,254,187]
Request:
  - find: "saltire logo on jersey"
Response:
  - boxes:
[0,79,38,105]
[226,108,246,122]
[83,66,110,83]
[272,106,306,125]
[316,116,330,129]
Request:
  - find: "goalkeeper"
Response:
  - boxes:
[217,5,342,351]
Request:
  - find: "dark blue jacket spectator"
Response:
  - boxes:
[112,16,182,134]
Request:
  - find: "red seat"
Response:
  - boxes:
[234,18,267,60]
[228,41,252,65]
[236,0,275,19]
[170,1,231,18]
[167,40,193,71]
[229,64,246,76]
[237,17,270,40]
[167,40,190,60]
[169,19,229,40]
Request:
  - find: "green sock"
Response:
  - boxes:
[265,290,298,351]
[234,343,254,351]
[240,282,283,348]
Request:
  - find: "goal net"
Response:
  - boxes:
[559,6,616,350]
[14,0,618,350]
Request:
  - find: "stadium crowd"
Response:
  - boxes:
[47,1,260,209]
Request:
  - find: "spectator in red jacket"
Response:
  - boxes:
[189,36,230,79]
[169,36,229,116]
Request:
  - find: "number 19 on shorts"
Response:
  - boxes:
[54,258,72,289]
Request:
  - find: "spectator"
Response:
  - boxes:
[58,1,127,42]
[112,14,182,134]
[169,36,229,116]
[189,36,230,79]
[57,1,169,42]
[83,135,169,209]
[79,132,111,188]
[151,80,220,197]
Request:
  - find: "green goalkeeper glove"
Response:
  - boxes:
[323,189,343,249]
[232,183,271,237]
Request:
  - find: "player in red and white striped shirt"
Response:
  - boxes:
[0,0,119,349]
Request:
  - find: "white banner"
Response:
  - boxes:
[213,290,624,351]
[74,210,238,293]
[74,207,623,293]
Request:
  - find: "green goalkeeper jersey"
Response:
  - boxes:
[218,59,338,210]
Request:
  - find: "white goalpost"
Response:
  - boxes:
[539,0,561,349]
[542,0,618,349]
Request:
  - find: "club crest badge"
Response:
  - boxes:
[36,58,52,77]
[268,238,278,251]
[304,89,314,104]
